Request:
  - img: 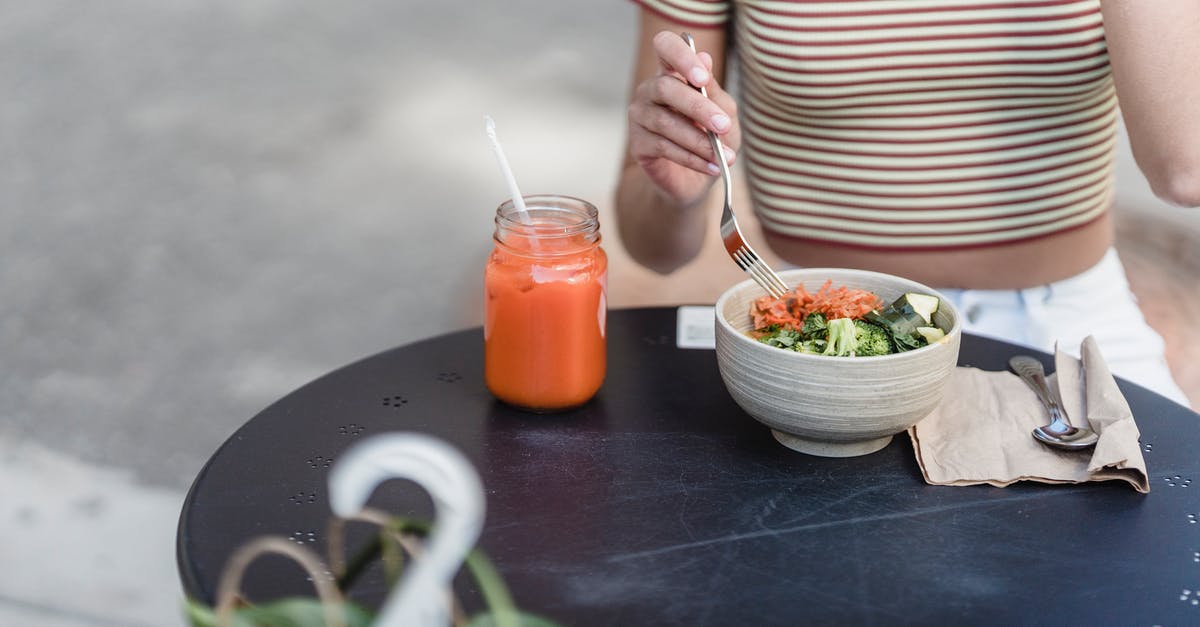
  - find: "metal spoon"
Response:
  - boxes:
[1009,355,1098,450]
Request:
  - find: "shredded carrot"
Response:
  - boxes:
[750,279,881,334]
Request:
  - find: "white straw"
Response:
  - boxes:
[484,115,531,223]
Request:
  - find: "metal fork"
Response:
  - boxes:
[682,33,789,299]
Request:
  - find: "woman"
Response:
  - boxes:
[616,0,1198,405]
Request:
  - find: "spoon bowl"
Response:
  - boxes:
[1009,355,1098,451]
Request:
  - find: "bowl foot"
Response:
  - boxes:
[771,430,893,458]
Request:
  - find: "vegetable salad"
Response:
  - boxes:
[750,280,946,357]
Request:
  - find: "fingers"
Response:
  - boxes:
[648,32,733,135]
[628,87,737,176]
[646,73,733,136]
[652,31,711,89]
[627,30,740,179]
[702,74,740,148]
[629,124,721,177]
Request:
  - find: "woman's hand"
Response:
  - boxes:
[614,15,739,274]
[626,29,741,209]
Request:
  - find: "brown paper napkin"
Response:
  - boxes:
[908,335,1149,493]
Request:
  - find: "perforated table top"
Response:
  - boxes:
[177,307,1200,625]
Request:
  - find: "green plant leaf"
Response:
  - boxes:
[188,514,562,627]
[185,597,374,627]
[466,610,565,627]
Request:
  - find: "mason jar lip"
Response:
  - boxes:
[495,194,599,237]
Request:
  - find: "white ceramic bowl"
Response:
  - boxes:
[714,268,962,457]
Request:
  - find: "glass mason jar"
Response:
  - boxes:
[484,195,607,411]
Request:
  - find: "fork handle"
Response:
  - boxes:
[1009,356,1068,423]
[680,33,724,155]
[681,32,706,98]
[681,32,733,205]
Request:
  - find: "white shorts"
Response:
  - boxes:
[936,248,1191,407]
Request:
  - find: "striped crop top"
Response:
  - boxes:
[636,0,1117,250]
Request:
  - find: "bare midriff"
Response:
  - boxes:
[763,211,1114,290]
[484,233,607,411]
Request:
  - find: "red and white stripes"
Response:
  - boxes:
[637,0,1116,250]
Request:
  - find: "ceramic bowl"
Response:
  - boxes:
[714,268,962,457]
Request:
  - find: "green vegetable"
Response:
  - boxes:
[822,318,859,356]
[757,313,896,357]
[801,311,828,338]
[818,318,894,357]
[864,301,929,353]
[895,293,940,325]
[759,327,804,350]
[916,326,946,344]
[852,320,893,356]
[756,325,826,354]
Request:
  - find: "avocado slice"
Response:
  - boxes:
[916,326,946,344]
[893,293,940,325]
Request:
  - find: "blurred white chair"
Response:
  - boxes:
[328,433,486,627]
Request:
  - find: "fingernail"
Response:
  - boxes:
[707,162,720,175]
[690,67,709,85]
[723,145,736,162]
[711,114,731,132]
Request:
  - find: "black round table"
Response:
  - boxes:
[177,307,1200,625]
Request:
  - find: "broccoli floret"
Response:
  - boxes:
[822,318,859,356]
[818,317,893,357]
[853,319,893,356]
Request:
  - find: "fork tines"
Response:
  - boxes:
[732,247,789,299]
